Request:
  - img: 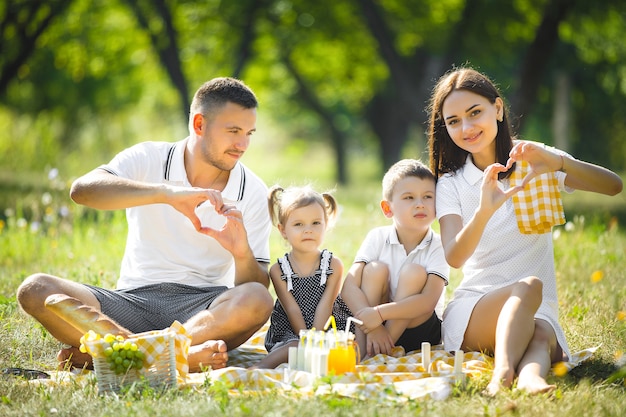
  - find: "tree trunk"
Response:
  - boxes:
[510,0,574,130]
[126,0,189,117]
[552,71,571,152]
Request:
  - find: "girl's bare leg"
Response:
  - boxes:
[462,277,543,396]
[250,340,297,369]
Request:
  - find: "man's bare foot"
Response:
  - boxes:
[188,340,228,372]
[517,374,556,395]
[57,347,93,371]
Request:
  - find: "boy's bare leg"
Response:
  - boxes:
[356,262,389,359]
[385,263,428,342]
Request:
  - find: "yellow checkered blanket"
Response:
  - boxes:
[179,324,596,401]
[31,323,597,401]
[511,160,565,234]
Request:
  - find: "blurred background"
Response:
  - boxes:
[1,0,625,216]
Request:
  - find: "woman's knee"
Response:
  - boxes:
[514,276,543,309]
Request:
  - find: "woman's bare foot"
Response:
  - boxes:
[57,347,93,371]
[188,340,228,372]
[517,374,556,395]
[483,367,515,397]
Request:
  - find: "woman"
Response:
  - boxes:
[427,67,622,395]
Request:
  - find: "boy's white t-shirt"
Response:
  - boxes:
[100,138,271,290]
[354,226,449,319]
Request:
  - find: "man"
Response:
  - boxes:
[17,77,273,372]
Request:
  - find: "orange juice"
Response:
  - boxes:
[328,345,348,375]
[345,343,356,373]
[327,341,357,375]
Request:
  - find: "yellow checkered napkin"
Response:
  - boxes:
[511,160,565,234]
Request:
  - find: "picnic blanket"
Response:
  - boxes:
[28,324,597,401]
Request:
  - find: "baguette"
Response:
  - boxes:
[44,294,130,337]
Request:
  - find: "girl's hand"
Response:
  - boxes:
[506,141,562,188]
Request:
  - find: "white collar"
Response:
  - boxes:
[386,226,434,252]
[165,138,246,202]
[461,154,484,186]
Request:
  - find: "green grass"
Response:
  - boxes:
[1,129,625,416]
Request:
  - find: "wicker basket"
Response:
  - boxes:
[91,330,178,395]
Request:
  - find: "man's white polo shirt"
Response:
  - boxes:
[100,138,271,290]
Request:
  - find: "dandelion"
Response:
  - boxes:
[16,218,27,229]
[564,221,575,232]
[0,219,4,232]
[590,270,604,283]
[42,192,52,206]
[553,361,568,377]
[617,311,626,321]
[48,168,59,181]
[30,221,40,233]
[552,228,561,240]
[59,205,70,218]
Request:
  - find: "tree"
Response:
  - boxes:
[0,0,72,98]
[125,0,189,116]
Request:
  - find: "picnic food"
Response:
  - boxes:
[97,334,146,374]
[44,294,130,337]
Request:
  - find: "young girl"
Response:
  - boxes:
[254,185,352,369]
[428,67,622,395]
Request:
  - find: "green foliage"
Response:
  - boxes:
[2,0,626,183]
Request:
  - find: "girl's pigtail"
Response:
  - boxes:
[267,185,284,227]
[322,192,339,228]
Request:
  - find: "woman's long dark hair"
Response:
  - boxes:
[427,67,515,179]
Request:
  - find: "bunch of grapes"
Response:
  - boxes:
[81,334,147,375]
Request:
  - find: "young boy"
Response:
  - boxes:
[341,159,449,359]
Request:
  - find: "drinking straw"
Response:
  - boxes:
[345,317,363,333]
[421,341,431,370]
[454,350,464,381]
[323,315,338,338]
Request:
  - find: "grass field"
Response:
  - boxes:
[1,130,625,416]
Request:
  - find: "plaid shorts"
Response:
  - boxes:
[85,283,228,333]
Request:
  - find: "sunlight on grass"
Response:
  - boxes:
[1,115,625,417]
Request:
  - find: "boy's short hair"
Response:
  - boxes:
[382,159,435,201]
